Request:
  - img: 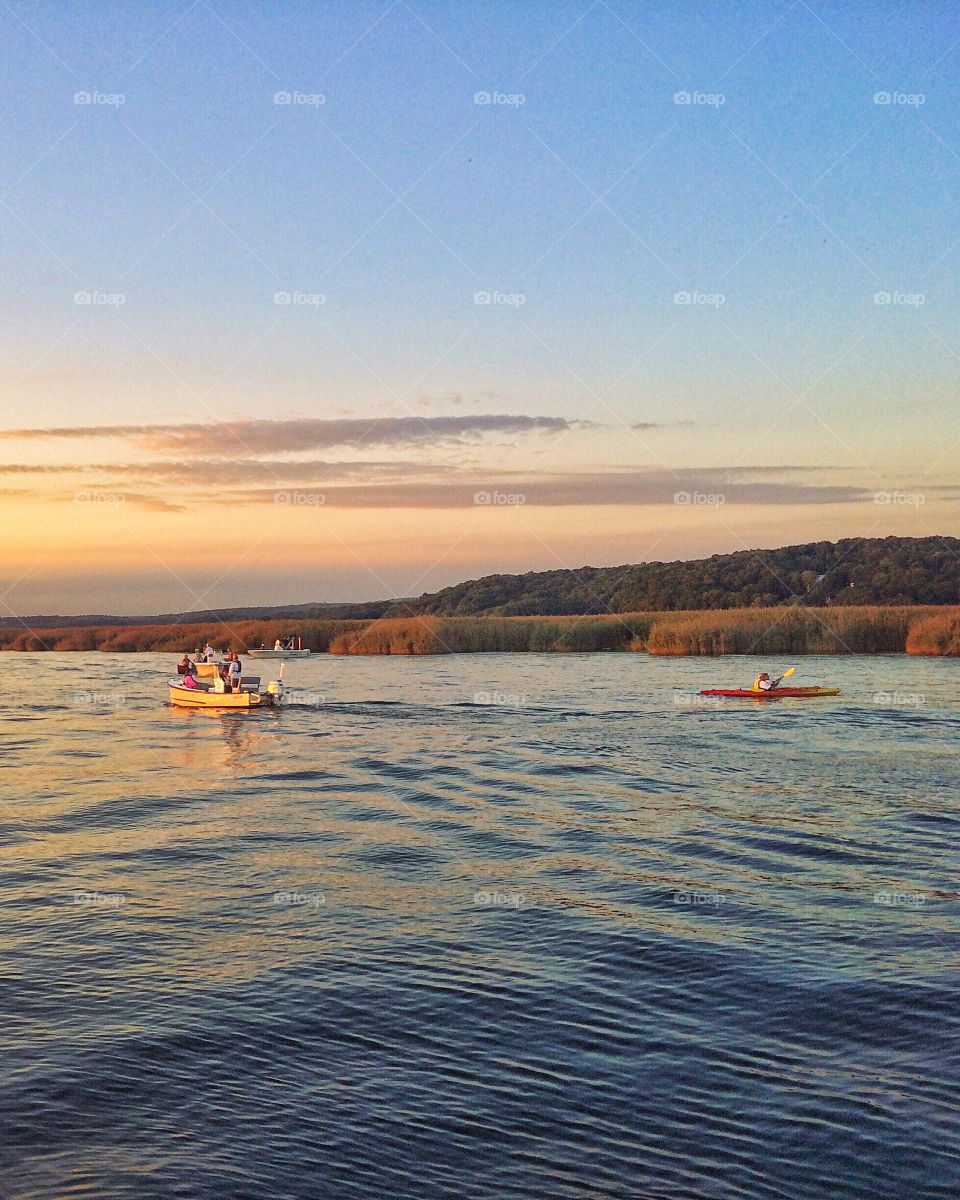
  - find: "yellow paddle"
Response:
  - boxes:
[772,667,796,688]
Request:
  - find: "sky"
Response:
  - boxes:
[1,0,958,615]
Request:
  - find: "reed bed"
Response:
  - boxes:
[644,606,930,656]
[905,612,960,656]
[2,606,958,655]
[327,614,654,655]
[0,619,366,654]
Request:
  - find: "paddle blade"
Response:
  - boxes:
[782,667,796,678]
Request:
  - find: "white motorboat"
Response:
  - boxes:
[248,634,310,659]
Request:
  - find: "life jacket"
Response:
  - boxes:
[181,673,198,689]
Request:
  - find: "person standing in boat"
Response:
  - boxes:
[226,651,242,692]
[202,641,216,663]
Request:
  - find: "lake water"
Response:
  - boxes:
[1,652,958,1199]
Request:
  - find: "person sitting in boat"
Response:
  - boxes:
[181,670,200,690]
[753,672,782,691]
[284,635,295,650]
[274,638,283,650]
[177,654,196,676]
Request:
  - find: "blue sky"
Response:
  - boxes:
[0,1,958,612]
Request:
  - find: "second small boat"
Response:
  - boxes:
[248,633,310,660]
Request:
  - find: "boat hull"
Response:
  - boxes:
[247,649,311,659]
[169,682,263,708]
[699,687,840,700]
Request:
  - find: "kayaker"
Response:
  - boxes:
[753,671,787,692]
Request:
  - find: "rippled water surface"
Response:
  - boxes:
[1,651,958,1199]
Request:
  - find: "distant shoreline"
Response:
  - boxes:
[2,606,958,656]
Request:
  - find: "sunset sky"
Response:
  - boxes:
[1,0,958,615]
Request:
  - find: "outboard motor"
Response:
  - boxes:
[266,664,286,706]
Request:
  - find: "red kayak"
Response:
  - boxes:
[699,687,840,699]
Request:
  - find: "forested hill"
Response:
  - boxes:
[392,537,960,616]
[4,537,959,627]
